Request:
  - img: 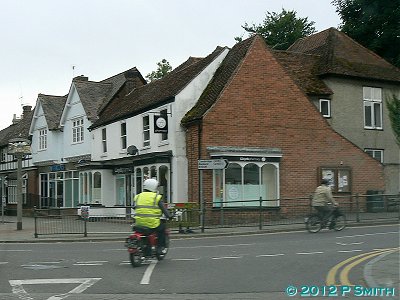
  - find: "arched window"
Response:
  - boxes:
[243,163,260,203]
[261,164,278,206]
[93,172,102,203]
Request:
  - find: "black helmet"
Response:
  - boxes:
[321,178,330,185]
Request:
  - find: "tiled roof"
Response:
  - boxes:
[75,67,145,122]
[181,36,255,125]
[288,27,400,82]
[273,51,333,96]
[0,109,34,148]
[38,94,67,130]
[73,81,113,122]
[90,46,227,129]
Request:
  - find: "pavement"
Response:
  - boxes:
[1,215,399,298]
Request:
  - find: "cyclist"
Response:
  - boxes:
[312,178,338,228]
[133,178,171,254]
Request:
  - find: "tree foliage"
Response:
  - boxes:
[386,95,400,145]
[235,9,316,50]
[146,59,172,82]
[332,0,400,67]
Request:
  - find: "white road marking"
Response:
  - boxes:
[0,249,32,252]
[140,260,158,285]
[76,261,108,264]
[9,278,101,300]
[336,242,364,246]
[173,243,254,249]
[256,253,285,257]
[171,258,200,261]
[337,231,399,238]
[212,256,242,260]
[296,251,324,255]
[338,249,363,253]
[73,263,103,266]
[0,262,9,264]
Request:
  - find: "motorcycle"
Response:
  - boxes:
[125,211,181,267]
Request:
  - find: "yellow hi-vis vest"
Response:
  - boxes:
[134,192,162,228]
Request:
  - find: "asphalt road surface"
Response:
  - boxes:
[0,224,398,299]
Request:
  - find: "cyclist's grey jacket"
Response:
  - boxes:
[312,185,337,206]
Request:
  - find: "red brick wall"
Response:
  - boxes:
[186,36,384,206]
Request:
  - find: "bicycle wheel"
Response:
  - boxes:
[306,214,322,233]
[332,214,346,231]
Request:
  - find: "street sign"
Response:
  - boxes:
[198,159,229,170]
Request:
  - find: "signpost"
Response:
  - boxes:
[198,159,229,232]
[198,159,228,170]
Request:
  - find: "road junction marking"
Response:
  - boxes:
[326,247,399,286]
[9,278,101,300]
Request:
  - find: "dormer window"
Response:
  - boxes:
[319,99,331,118]
[72,117,84,143]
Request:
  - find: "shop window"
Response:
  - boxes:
[115,175,125,206]
[214,162,279,208]
[320,167,351,193]
[93,172,102,203]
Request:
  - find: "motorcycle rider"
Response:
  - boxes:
[312,178,338,228]
[133,178,171,254]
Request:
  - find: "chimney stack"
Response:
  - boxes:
[73,75,88,82]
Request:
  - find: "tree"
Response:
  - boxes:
[235,9,316,50]
[386,95,400,145]
[332,0,400,67]
[146,59,172,82]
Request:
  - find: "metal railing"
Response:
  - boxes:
[32,193,399,237]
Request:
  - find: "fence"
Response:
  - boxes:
[33,193,399,237]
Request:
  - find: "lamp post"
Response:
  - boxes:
[8,138,31,230]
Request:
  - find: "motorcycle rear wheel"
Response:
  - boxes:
[130,251,143,267]
[156,235,170,261]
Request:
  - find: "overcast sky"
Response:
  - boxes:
[0,0,341,131]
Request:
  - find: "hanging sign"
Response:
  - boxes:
[154,115,168,133]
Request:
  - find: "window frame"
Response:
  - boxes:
[143,115,150,148]
[101,128,107,153]
[365,149,384,163]
[363,87,383,130]
[319,99,331,118]
[72,117,84,144]
[39,128,48,151]
[120,122,127,150]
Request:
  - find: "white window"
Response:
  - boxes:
[319,99,331,118]
[39,128,47,150]
[143,115,150,147]
[365,149,383,163]
[363,87,382,129]
[102,128,107,153]
[72,118,84,143]
[213,162,279,208]
[120,122,127,150]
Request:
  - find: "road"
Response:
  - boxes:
[0,224,398,299]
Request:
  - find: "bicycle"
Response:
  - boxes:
[305,206,346,233]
